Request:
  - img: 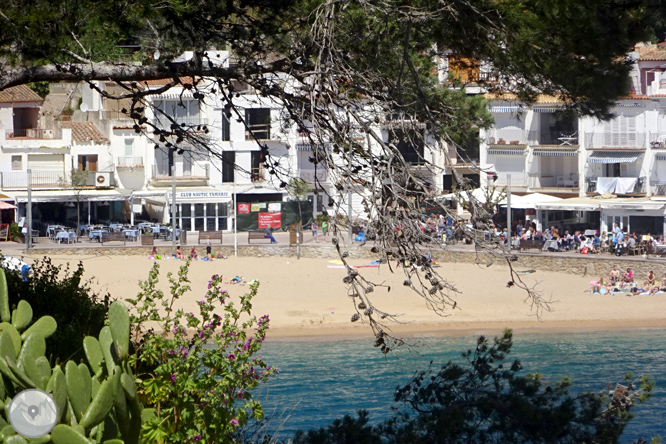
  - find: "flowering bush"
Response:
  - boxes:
[127,261,276,443]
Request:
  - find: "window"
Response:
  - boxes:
[390,129,425,165]
[222,112,231,141]
[222,151,235,183]
[78,155,98,172]
[124,139,134,157]
[154,99,201,126]
[603,115,637,147]
[251,151,263,182]
[11,156,21,170]
[245,108,271,140]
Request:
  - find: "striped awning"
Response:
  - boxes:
[656,154,666,161]
[489,106,522,113]
[532,148,578,157]
[487,148,526,156]
[532,107,562,113]
[587,151,642,164]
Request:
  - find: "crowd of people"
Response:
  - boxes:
[589,265,666,296]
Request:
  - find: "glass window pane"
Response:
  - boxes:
[194,204,205,217]
[218,217,228,231]
[181,204,192,218]
[206,217,216,231]
[194,218,204,231]
[206,203,216,216]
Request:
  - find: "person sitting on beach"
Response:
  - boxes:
[645,270,656,287]
[175,245,185,260]
[622,267,634,285]
[651,272,666,295]
[150,246,158,258]
[609,265,620,285]
[588,276,608,294]
[189,246,198,260]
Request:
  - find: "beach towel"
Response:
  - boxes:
[589,288,608,295]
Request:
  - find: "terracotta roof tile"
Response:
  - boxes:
[142,77,195,87]
[60,121,107,143]
[637,45,666,61]
[0,85,43,103]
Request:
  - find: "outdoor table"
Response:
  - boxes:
[584,229,596,237]
[652,245,666,256]
[55,231,77,244]
[88,229,108,242]
[123,229,140,241]
[543,240,559,251]
[109,223,124,232]
[46,225,64,238]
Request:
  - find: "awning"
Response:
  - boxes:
[601,200,666,211]
[0,202,16,210]
[12,189,132,203]
[587,151,642,164]
[500,193,563,209]
[489,106,522,113]
[532,148,578,157]
[487,148,525,156]
[535,197,602,211]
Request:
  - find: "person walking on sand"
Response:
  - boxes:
[322,220,328,237]
[311,221,318,243]
[206,238,212,259]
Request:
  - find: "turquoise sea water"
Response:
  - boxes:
[255,329,666,443]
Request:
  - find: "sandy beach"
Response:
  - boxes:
[17,250,666,340]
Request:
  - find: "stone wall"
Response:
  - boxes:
[23,245,662,280]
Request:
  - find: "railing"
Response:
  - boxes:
[584,132,646,149]
[587,176,646,194]
[485,129,527,145]
[152,163,210,179]
[5,128,62,139]
[492,174,527,188]
[527,130,578,146]
[245,123,271,140]
[649,132,666,148]
[116,157,144,167]
[1,171,64,189]
[528,173,579,189]
[152,116,208,128]
[650,180,666,195]
[299,169,328,183]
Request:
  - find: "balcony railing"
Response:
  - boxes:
[116,157,144,167]
[299,169,328,183]
[5,128,62,139]
[586,176,646,194]
[491,174,527,188]
[584,132,646,149]
[528,173,579,189]
[152,163,210,179]
[485,129,527,145]
[245,123,271,140]
[251,167,264,183]
[0,171,104,190]
[650,180,666,196]
[152,116,208,128]
[527,130,579,146]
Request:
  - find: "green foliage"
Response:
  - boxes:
[126,261,276,444]
[0,267,141,443]
[4,257,111,363]
[27,81,49,98]
[9,223,21,242]
[295,329,653,444]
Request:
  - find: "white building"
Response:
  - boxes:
[477,43,666,237]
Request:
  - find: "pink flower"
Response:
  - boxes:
[230,418,239,427]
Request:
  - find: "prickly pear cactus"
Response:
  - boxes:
[0,269,144,443]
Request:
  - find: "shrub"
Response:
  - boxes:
[4,256,111,362]
[127,261,276,443]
